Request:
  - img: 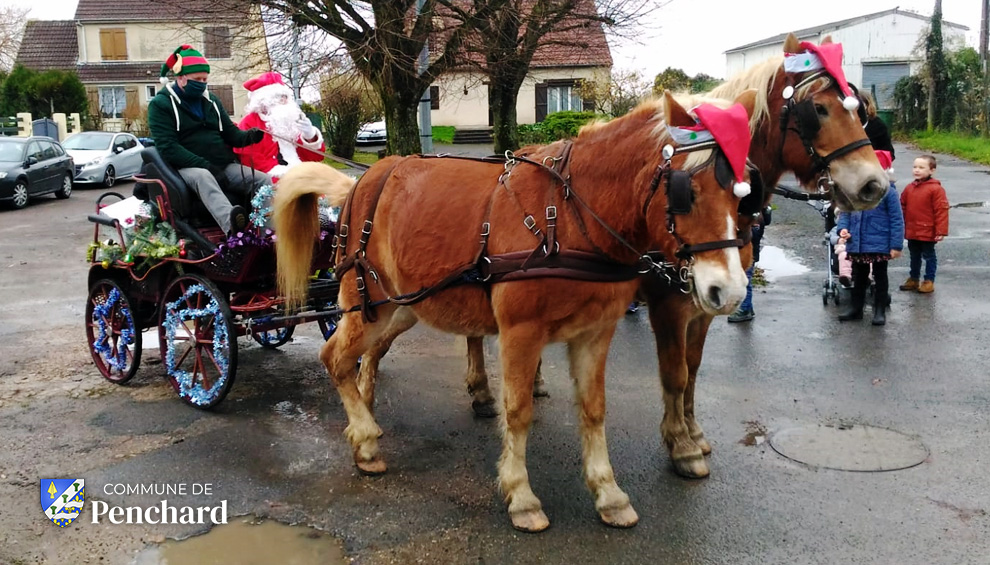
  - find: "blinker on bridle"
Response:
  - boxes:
[778,70,873,194]
[640,141,762,287]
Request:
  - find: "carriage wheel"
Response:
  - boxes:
[822,285,829,306]
[316,302,342,341]
[158,273,237,409]
[86,279,142,383]
[251,325,295,349]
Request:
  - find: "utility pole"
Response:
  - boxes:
[416,0,433,153]
[981,0,989,135]
[291,19,302,104]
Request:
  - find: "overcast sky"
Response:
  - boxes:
[11,0,982,80]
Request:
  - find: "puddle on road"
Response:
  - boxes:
[756,245,810,281]
[134,518,347,565]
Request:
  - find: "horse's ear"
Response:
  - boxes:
[821,35,833,45]
[663,91,695,128]
[783,33,801,54]
[734,89,758,119]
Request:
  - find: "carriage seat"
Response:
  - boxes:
[135,147,250,228]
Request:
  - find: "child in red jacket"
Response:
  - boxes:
[899,155,949,293]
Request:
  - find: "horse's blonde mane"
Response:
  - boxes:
[575,94,741,170]
[708,56,783,134]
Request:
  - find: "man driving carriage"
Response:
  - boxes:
[147,44,270,235]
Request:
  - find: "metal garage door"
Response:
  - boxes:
[862,63,910,110]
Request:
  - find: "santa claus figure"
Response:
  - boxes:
[235,71,324,180]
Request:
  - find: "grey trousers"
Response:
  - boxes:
[178,163,272,233]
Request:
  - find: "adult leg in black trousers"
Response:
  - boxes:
[871,261,889,326]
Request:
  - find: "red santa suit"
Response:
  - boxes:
[234,72,324,181]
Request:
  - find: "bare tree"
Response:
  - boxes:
[577,67,650,117]
[0,5,29,72]
[243,1,511,155]
[453,0,662,153]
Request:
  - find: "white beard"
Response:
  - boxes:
[261,102,306,143]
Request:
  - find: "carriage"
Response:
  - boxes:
[84,148,343,409]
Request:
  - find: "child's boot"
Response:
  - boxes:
[872,292,888,326]
[918,280,935,293]
[838,286,866,321]
[899,278,919,291]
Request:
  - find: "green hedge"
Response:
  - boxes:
[517,111,603,145]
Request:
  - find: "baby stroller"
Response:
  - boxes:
[771,185,842,306]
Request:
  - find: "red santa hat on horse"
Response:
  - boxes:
[235,71,325,180]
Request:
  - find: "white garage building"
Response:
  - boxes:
[724,8,968,110]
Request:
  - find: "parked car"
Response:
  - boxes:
[62,131,144,187]
[0,136,75,209]
[137,137,155,147]
[356,121,387,145]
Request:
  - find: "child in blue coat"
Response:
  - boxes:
[836,173,905,325]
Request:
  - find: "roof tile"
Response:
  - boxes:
[15,20,78,71]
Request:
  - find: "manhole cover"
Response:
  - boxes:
[769,424,928,472]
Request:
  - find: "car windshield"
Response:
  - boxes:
[0,140,23,162]
[63,134,112,151]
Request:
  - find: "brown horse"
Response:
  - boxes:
[453,34,890,479]
[274,92,756,531]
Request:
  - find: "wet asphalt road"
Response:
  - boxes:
[1,143,989,564]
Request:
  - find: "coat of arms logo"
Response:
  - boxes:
[41,479,85,527]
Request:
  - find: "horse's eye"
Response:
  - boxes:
[815,103,828,117]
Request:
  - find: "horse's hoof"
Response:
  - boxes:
[693,436,712,455]
[671,454,710,479]
[356,457,388,476]
[599,503,639,528]
[472,400,499,418]
[510,508,550,532]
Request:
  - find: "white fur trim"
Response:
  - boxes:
[733,182,751,198]
[300,128,323,148]
[277,138,301,167]
[843,96,860,111]
[160,77,168,85]
[245,82,294,115]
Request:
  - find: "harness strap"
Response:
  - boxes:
[482,249,640,284]
[334,158,405,322]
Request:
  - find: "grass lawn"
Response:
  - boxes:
[905,131,990,166]
[432,126,455,144]
[328,150,380,170]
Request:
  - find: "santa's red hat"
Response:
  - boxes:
[692,103,753,198]
[785,41,859,111]
[243,72,293,115]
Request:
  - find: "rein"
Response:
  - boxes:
[778,70,873,194]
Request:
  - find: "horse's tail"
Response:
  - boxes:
[274,162,355,309]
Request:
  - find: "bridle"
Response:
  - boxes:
[778,69,873,194]
[640,140,761,290]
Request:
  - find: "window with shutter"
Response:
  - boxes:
[203,27,231,59]
[430,86,440,110]
[535,83,548,122]
[99,29,127,61]
[213,85,234,114]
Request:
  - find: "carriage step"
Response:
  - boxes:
[452,129,493,144]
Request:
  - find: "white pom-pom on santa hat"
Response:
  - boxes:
[733,182,751,198]
[160,76,169,85]
[843,96,860,111]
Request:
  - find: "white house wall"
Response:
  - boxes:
[430,66,608,127]
[77,20,268,118]
[725,13,966,87]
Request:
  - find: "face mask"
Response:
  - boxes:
[181,79,207,98]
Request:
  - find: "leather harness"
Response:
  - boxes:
[331,141,748,322]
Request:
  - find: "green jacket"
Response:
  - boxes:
[148,82,254,170]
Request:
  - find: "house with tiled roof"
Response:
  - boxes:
[429,0,613,128]
[15,0,269,132]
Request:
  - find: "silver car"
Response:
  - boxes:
[62,132,144,187]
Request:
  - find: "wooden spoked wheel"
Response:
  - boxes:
[158,273,237,409]
[85,279,142,383]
